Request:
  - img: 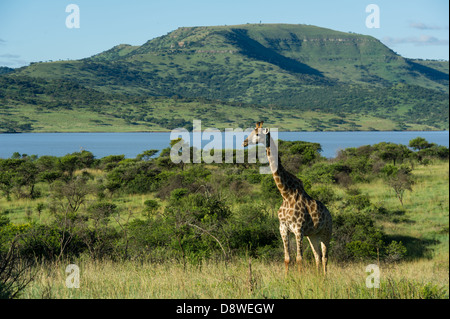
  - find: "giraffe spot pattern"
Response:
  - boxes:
[246,122,332,274]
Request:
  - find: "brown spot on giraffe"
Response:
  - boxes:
[242,121,332,275]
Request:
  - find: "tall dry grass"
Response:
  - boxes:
[21,256,448,299]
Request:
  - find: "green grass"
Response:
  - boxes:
[1,98,441,133]
[354,161,449,257]
[4,105,155,133]
[20,257,448,299]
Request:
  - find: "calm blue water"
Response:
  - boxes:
[0,131,448,159]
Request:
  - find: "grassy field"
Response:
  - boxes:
[21,256,448,299]
[1,98,438,133]
[4,160,448,299]
[357,162,449,257]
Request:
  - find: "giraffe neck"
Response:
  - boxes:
[265,134,299,199]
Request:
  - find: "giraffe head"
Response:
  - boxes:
[242,121,270,147]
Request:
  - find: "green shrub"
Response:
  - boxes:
[418,145,449,160]
[345,240,377,260]
[225,203,279,258]
[308,185,336,205]
[331,211,384,262]
[346,193,372,211]
[420,283,448,299]
[106,161,160,194]
[19,223,86,260]
[385,240,407,263]
[245,173,262,184]
[300,162,336,185]
[260,175,279,199]
[143,199,160,217]
[170,188,188,201]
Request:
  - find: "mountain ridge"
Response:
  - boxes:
[12,24,448,97]
[1,23,448,133]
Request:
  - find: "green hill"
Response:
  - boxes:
[1,24,448,132]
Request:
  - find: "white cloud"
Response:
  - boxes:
[0,53,29,68]
[0,53,20,58]
[383,35,449,46]
[409,22,447,30]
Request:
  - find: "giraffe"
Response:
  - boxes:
[242,121,332,275]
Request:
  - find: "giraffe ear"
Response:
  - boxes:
[263,128,270,134]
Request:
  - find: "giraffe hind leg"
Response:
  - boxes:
[307,235,322,274]
[321,239,329,275]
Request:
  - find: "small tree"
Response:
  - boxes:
[136,150,158,161]
[58,154,79,177]
[375,142,412,166]
[83,202,118,259]
[382,164,414,207]
[409,137,430,151]
[36,203,45,219]
[143,199,160,218]
[0,169,13,201]
[48,175,92,259]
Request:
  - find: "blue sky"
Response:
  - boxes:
[0,0,448,68]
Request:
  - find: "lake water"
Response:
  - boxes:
[0,131,448,159]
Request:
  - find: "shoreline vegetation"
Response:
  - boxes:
[0,96,448,133]
[1,128,449,134]
[0,137,448,299]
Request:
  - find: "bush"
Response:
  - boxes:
[224,203,279,258]
[170,188,188,201]
[300,162,336,185]
[229,179,251,199]
[345,240,377,260]
[385,240,407,263]
[418,145,449,161]
[308,185,336,205]
[137,192,234,263]
[18,223,86,261]
[331,211,384,262]
[99,155,125,171]
[345,193,372,212]
[126,218,172,261]
[0,239,35,299]
[280,140,322,165]
[106,161,160,194]
[143,199,160,217]
[260,175,279,199]
[244,172,262,184]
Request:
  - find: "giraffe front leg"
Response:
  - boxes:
[294,231,303,275]
[279,223,290,276]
